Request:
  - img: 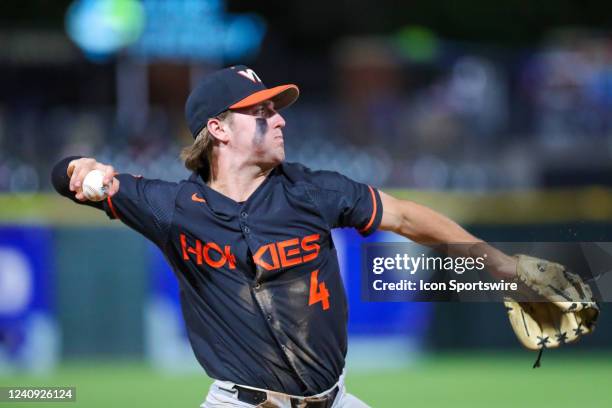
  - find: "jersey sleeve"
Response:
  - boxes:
[307,170,383,237]
[102,174,178,248]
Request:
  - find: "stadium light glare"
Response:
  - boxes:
[65,0,145,61]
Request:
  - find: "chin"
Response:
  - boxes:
[259,155,284,170]
[271,156,284,167]
[272,148,285,164]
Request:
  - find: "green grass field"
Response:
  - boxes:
[1,353,611,407]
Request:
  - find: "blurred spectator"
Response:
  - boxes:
[2,30,612,192]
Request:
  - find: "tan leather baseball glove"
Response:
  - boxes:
[504,255,599,367]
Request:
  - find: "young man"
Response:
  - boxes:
[52,65,517,407]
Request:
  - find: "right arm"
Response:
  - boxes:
[51,156,178,248]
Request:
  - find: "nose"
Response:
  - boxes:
[271,112,286,129]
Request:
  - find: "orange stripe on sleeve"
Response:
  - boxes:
[359,186,378,233]
[107,196,120,220]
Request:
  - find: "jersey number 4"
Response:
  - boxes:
[308,270,330,310]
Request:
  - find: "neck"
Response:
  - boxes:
[207,157,275,202]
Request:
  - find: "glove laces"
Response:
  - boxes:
[532,348,544,368]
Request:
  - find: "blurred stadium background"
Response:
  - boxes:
[1,0,612,407]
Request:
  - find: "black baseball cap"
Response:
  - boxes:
[185,65,300,138]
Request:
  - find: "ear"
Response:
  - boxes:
[207,118,230,143]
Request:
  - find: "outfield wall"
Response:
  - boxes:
[1,189,611,361]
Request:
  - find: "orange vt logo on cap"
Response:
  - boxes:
[237,68,262,83]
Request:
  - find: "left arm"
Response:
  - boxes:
[378,191,517,279]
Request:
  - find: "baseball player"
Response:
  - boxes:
[51,66,594,407]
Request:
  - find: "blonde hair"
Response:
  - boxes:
[181,111,232,172]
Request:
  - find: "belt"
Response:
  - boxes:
[233,384,339,408]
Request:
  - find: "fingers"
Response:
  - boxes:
[67,160,78,178]
[107,178,120,197]
[69,158,92,192]
[68,158,118,200]
[75,191,87,201]
[71,164,92,193]
[96,163,118,197]
[98,164,116,186]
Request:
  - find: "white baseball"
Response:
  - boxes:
[82,169,109,201]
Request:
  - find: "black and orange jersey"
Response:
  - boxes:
[53,160,382,396]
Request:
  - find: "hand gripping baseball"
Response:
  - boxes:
[67,158,120,201]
